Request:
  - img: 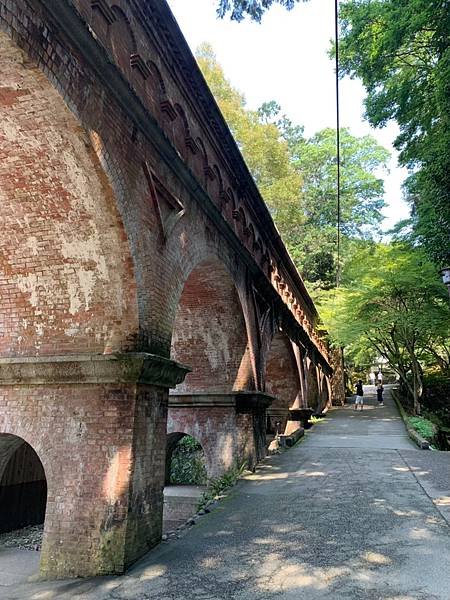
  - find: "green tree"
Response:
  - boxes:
[196,45,389,289]
[283,126,388,288]
[338,0,450,265]
[196,43,302,222]
[320,243,450,413]
[216,0,305,22]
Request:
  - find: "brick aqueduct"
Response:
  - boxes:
[0,0,345,579]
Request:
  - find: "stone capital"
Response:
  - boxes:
[0,353,190,388]
[168,391,274,413]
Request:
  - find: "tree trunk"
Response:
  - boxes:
[411,356,423,415]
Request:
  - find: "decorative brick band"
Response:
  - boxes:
[169,391,274,413]
[0,353,190,388]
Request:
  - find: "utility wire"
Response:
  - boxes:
[334,0,341,288]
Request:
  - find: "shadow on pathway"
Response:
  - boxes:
[3,386,450,600]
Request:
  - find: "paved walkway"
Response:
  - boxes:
[3,385,450,599]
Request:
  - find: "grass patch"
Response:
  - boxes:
[310,416,325,424]
[197,461,247,511]
[407,416,437,442]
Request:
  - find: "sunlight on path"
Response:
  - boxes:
[5,385,450,600]
[302,384,417,451]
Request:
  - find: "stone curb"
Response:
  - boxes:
[278,427,305,448]
[391,388,430,450]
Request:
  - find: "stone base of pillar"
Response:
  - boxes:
[284,419,302,436]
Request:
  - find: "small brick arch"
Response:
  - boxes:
[164,431,209,484]
[172,103,192,161]
[147,60,167,95]
[0,433,47,533]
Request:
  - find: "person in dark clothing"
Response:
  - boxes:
[354,380,364,411]
[377,383,384,406]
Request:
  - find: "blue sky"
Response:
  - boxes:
[167,0,410,231]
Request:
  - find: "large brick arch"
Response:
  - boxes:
[265,329,300,410]
[0,29,138,356]
[306,357,320,409]
[170,258,247,393]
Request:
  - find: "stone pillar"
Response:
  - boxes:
[0,353,189,579]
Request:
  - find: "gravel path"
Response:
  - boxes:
[0,525,43,551]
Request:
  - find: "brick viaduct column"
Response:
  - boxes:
[0,353,188,579]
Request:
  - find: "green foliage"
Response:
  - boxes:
[196,45,389,290]
[338,0,450,265]
[281,127,388,289]
[422,373,450,428]
[170,436,208,485]
[216,0,305,22]
[197,462,247,511]
[310,415,324,424]
[319,242,450,413]
[407,416,437,442]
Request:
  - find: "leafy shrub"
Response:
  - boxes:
[170,435,208,485]
[407,417,437,442]
[197,461,247,511]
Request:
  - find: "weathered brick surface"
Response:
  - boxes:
[171,260,247,394]
[0,383,168,578]
[0,29,138,356]
[305,357,321,410]
[0,0,340,579]
[167,404,259,477]
[265,331,300,410]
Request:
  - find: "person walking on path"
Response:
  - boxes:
[377,383,384,406]
[369,371,376,386]
[354,380,364,411]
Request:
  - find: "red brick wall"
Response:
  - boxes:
[0,1,329,367]
[171,260,247,393]
[0,2,243,361]
[167,405,258,477]
[0,30,139,357]
[265,330,299,410]
[0,383,168,578]
[167,406,238,477]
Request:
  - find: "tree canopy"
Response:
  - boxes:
[215,0,450,266]
[216,0,304,22]
[196,44,389,289]
[338,0,450,265]
[319,243,450,413]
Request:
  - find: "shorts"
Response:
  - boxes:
[354,396,364,405]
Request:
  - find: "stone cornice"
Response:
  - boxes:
[0,353,190,388]
[169,391,274,413]
[136,0,318,318]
